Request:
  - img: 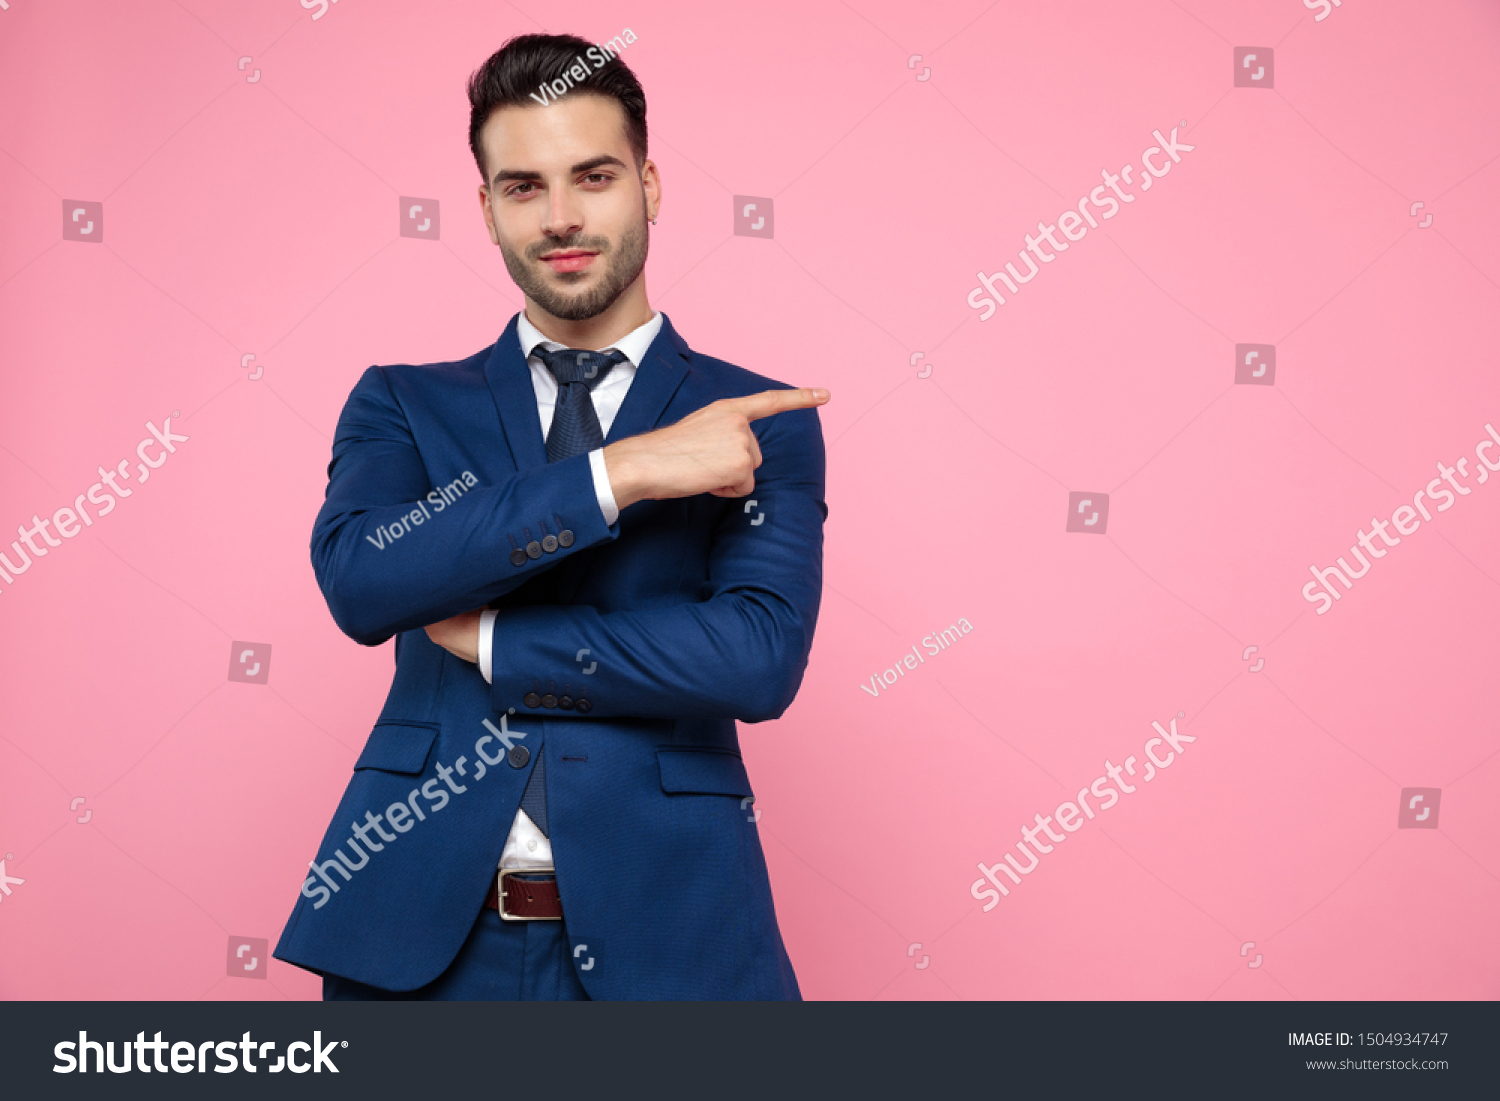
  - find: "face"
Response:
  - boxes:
[478,94,658,322]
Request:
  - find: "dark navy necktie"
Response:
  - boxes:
[536,346,627,464]
[517,344,628,837]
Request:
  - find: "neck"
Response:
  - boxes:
[524,285,654,350]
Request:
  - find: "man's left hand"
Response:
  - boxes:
[424,607,484,664]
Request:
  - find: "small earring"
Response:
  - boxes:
[650,218,657,225]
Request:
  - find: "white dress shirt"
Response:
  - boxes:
[477,308,664,872]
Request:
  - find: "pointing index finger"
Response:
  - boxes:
[728,387,830,422]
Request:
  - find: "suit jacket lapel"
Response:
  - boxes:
[484,310,695,467]
[603,311,694,446]
[483,313,548,471]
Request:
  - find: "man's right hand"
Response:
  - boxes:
[603,387,829,510]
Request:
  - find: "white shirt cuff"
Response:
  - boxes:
[478,608,497,684]
[588,447,619,527]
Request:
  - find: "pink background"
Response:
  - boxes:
[2,0,1498,1001]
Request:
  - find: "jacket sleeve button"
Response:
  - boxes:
[524,692,542,708]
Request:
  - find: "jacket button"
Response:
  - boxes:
[575,697,592,713]
[558,695,574,709]
[542,534,558,553]
[557,529,575,547]
[524,692,541,708]
[541,693,557,708]
[508,745,530,768]
[526,540,542,559]
[510,548,528,567]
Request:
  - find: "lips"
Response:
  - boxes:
[540,250,598,273]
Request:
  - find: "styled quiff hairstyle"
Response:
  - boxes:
[466,33,648,183]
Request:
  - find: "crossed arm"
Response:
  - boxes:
[310,366,617,644]
[315,364,830,722]
[474,467,825,722]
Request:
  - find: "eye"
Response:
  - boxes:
[508,182,537,197]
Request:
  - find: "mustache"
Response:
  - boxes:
[530,236,610,259]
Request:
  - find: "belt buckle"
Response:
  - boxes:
[498,867,561,922]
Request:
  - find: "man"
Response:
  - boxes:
[272,33,829,1000]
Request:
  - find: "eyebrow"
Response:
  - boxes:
[490,154,629,188]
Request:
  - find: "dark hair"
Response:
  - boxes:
[466,33,648,184]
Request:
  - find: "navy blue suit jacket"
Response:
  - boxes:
[273,312,825,999]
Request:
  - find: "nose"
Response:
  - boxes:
[541,184,584,242]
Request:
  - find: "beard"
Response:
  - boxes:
[499,214,649,322]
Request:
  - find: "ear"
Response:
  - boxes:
[477,185,501,245]
[640,158,662,223]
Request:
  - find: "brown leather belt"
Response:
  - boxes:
[485,871,563,920]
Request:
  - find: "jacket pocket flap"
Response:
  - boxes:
[355,721,438,775]
[657,747,753,797]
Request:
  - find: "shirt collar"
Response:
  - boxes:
[516,309,663,370]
